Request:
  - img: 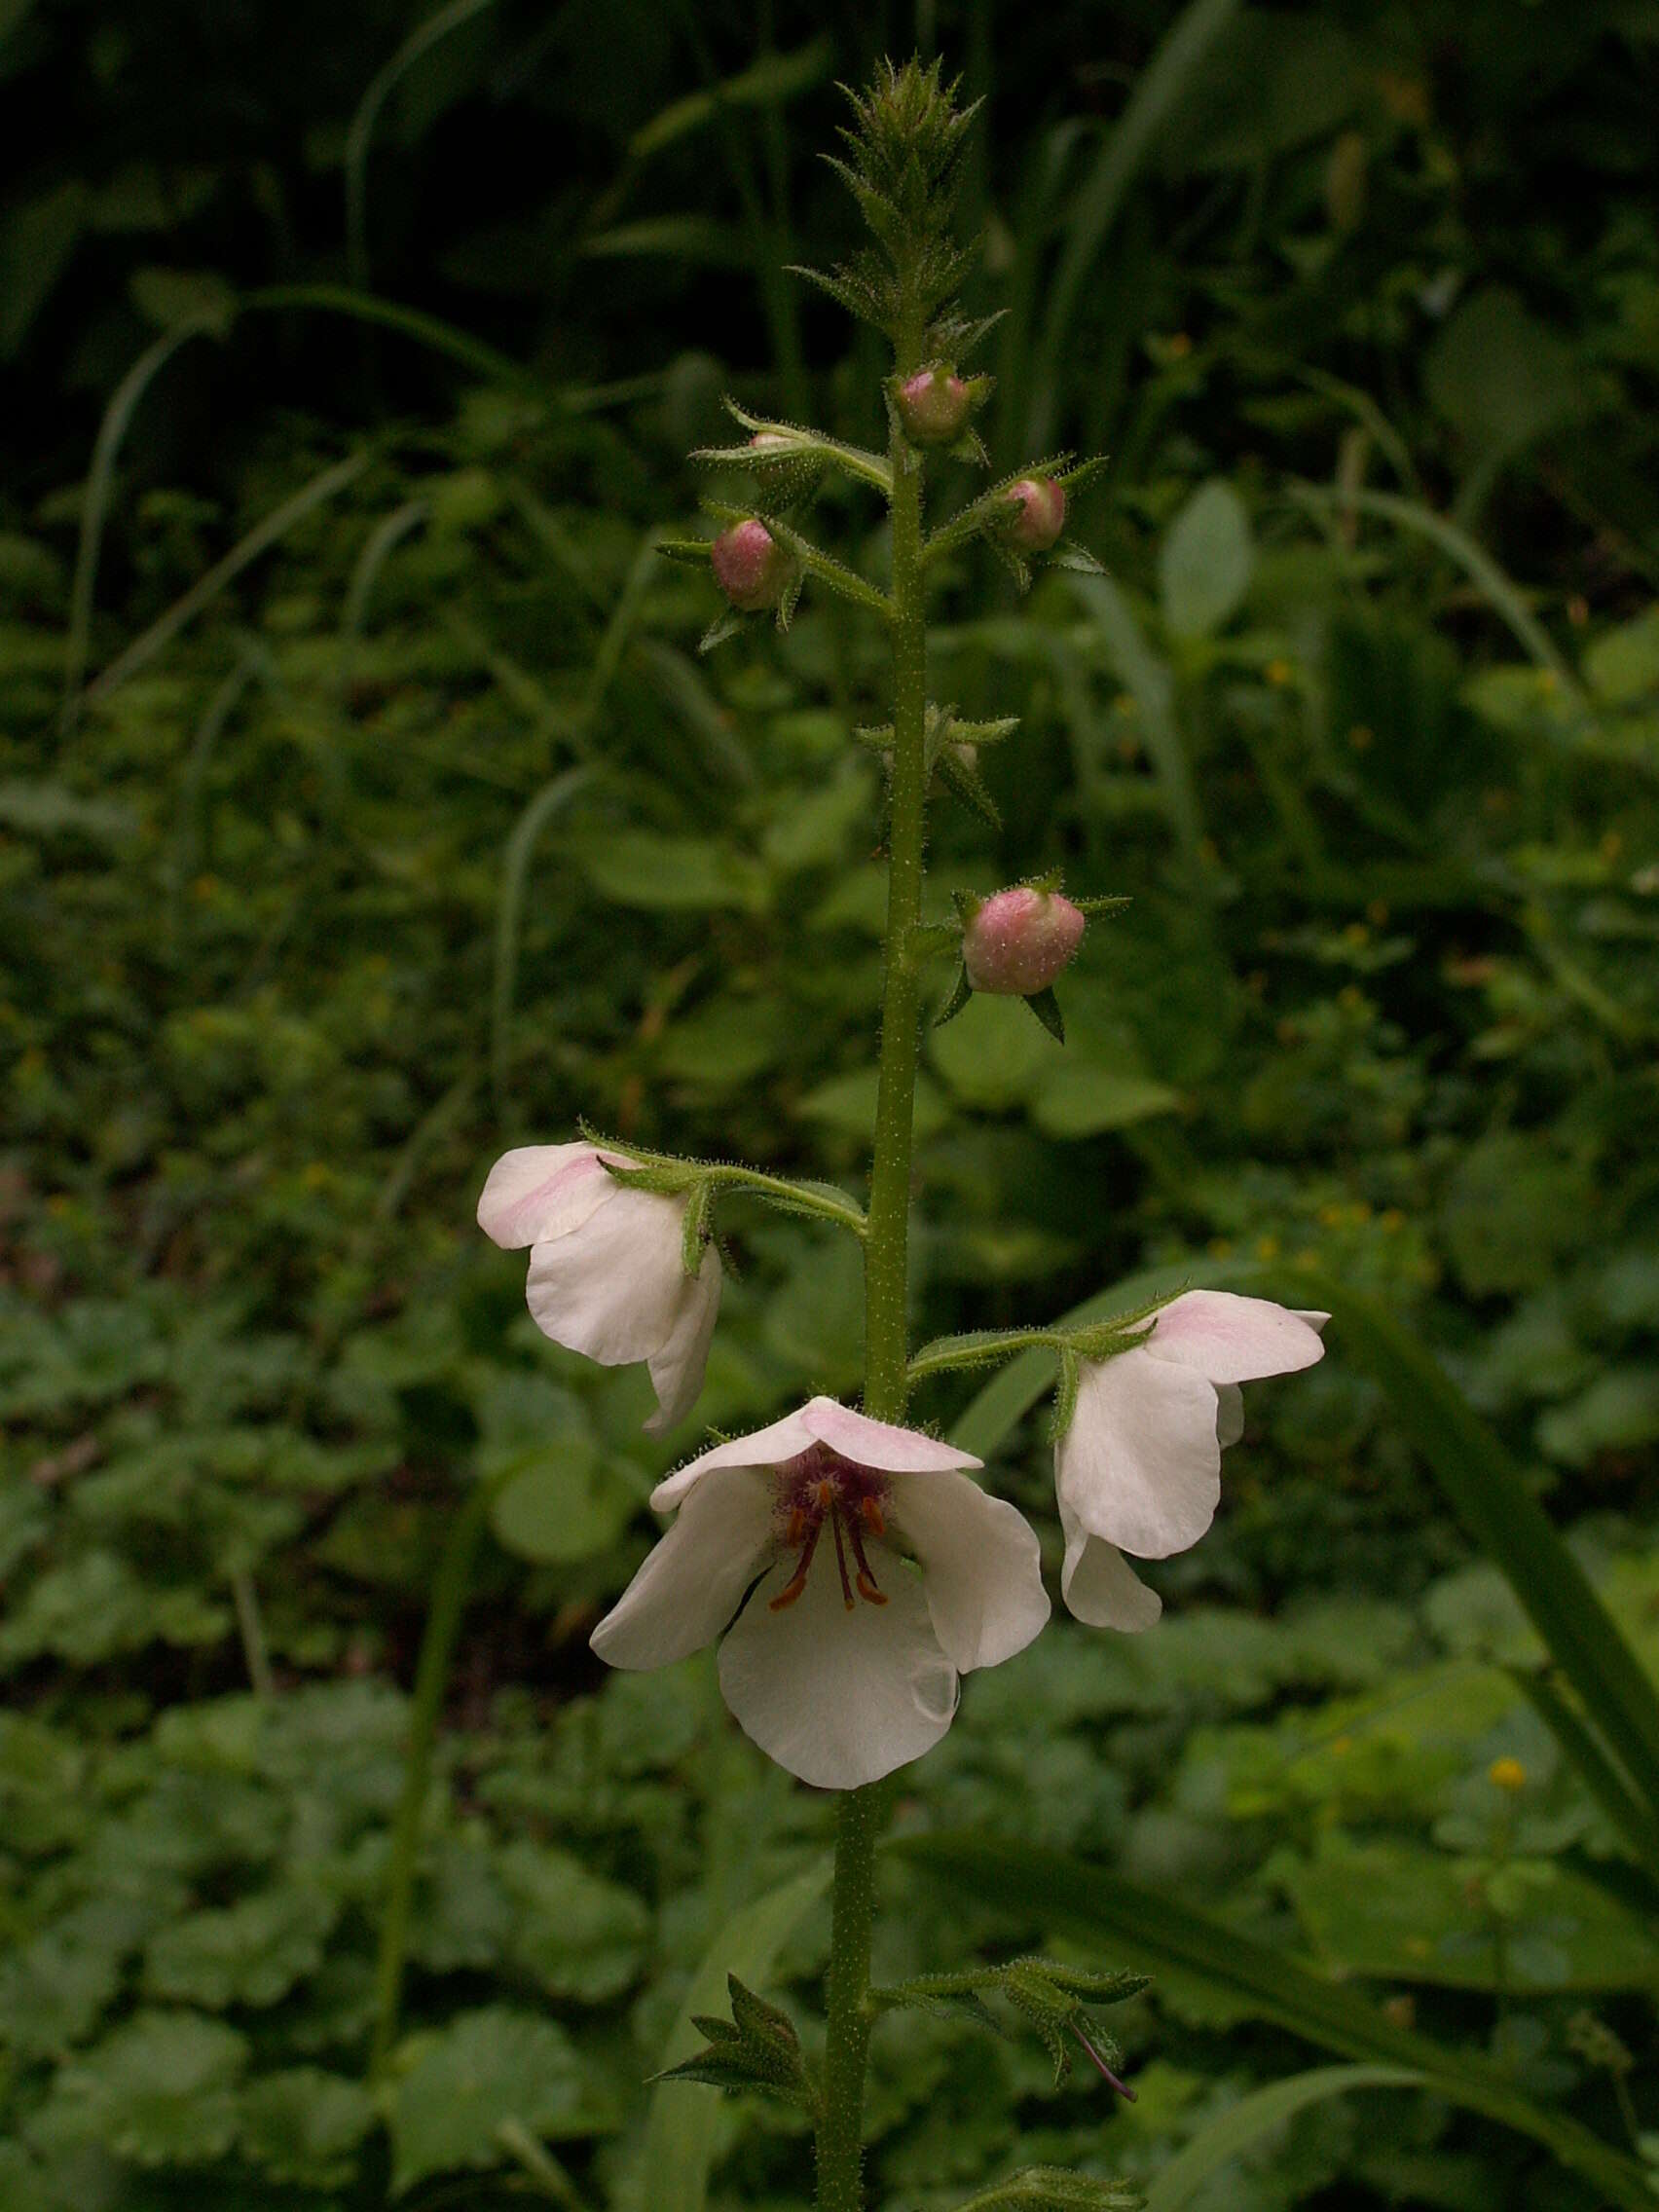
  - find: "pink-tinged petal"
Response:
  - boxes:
[652,1395,979,1511]
[477,1143,610,1249]
[801,1399,982,1476]
[1146,1289,1326,1384]
[1057,1348,1222,1560]
[1215,1382,1244,1450]
[1058,1501,1162,1632]
[1294,1309,1331,1334]
[525,1185,688,1366]
[888,1470,1049,1672]
[590,1468,773,1670]
[717,1551,958,1789]
[643,1250,722,1436]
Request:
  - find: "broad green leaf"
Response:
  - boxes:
[1144,2065,1421,2211]
[1031,1067,1180,1139]
[628,1860,830,2212]
[897,1837,1651,2210]
[1585,603,1659,705]
[497,1841,650,2002]
[1295,1271,1659,1852]
[578,831,768,912]
[53,2009,248,2167]
[1159,481,1253,640]
[388,2007,615,2195]
[1282,1831,1659,1991]
[1423,286,1580,456]
[238,2068,374,2190]
[143,1887,338,2009]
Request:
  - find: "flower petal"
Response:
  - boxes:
[653,1394,979,1511]
[888,1470,1049,1672]
[1145,1289,1326,1384]
[1057,1348,1222,1559]
[525,1185,688,1365]
[1058,1502,1162,1632]
[718,1552,959,1789]
[477,1144,611,1249]
[1215,1382,1244,1450]
[590,1467,772,1670]
[643,1249,722,1435]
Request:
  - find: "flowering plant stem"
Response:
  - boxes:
[817,325,928,2212]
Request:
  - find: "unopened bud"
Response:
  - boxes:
[711,519,790,612]
[963,886,1085,996]
[748,431,795,454]
[1004,477,1066,553]
[897,367,970,447]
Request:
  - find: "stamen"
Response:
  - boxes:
[846,1512,888,1606]
[829,1508,856,1611]
[860,1495,886,1537]
[1073,2023,1136,2102]
[768,1515,822,1610]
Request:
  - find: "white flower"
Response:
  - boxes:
[1055,1291,1328,1632]
[591,1395,1051,1789]
[477,1142,719,1434]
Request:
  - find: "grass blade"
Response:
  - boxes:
[1025,0,1242,454]
[896,1837,1652,2210]
[345,0,500,291]
[492,767,597,1117]
[629,1860,830,2212]
[82,450,370,708]
[1144,2064,1422,2211]
[60,317,222,729]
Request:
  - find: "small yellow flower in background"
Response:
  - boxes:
[1489,1756,1528,1792]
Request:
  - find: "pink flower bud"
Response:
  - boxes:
[711,519,790,611]
[897,367,970,447]
[962,886,1085,996]
[748,431,794,454]
[1004,477,1066,552]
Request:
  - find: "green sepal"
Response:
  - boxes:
[928,308,1008,363]
[1048,541,1107,576]
[777,567,804,631]
[699,609,745,655]
[852,720,894,752]
[950,2169,1143,2212]
[680,1180,716,1277]
[946,424,991,468]
[601,1158,703,1197]
[657,535,717,569]
[935,964,974,1027]
[1053,452,1112,499]
[1051,1347,1083,1444]
[949,887,984,928]
[937,742,1003,829]
[1023,987,1066,1044]
[948,714,1021,748]
[907,923,960,968]
[989,537,1034,594]
[867,1978,1003,2035]
[998,1959,1144,2091]
[1073,894,1130,918]
[650,1973,822,2117]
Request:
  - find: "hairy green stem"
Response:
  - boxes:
[816,337,930,2212]
[370,1483,489,2076]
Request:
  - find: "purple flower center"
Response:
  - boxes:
[769,1444,893,1614]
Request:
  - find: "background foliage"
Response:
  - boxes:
[5,1,1659,2205]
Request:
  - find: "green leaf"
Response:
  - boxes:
[654,1972,821,2114]
[238,2068,374,2190]
[1295,1270,1659,1848]
[496,1842,650,2003]
[54,2009,248,2167]
[1159,480,1253,640]
[895,1836,1652,2211]
[1030,1069,1180,1140]
[952,2169,1143,2211]
[578,831,768,912]
[628,1861,830,2212]
[388,2007,614,2196]
[143,1886,338,2009]
[1143,2066,1422,2212]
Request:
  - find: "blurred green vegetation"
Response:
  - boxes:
[4,2,1659,2206]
